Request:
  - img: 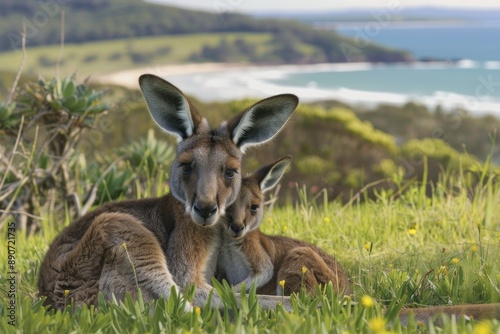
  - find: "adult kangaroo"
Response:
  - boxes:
[217,157,500,324]
[38,74,298,311]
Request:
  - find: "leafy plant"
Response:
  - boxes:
[0,75,108,231]
[120,129,175,176]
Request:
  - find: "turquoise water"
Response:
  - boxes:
[269,63,500,98]
[336,22,500,62]
[264,23,500,113]
[168,24,500,114]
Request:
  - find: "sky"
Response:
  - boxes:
[148,0,500,13]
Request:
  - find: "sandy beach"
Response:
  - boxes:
[94,62,254,89]
[93,61,385,101]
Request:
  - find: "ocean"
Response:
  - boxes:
[166,22,500,115]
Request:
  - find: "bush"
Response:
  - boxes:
[0,75,108,231]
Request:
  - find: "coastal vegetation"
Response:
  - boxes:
[2,72,500,211]
[1,75,499,333]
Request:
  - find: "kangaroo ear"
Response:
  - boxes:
[254,156,292,193]
[139,74,202,142]
[228,94,298,153]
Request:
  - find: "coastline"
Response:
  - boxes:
[94,59,484,90]
[95,60,500,115]
[94,62,256,89]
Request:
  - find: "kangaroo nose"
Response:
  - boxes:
[194,202,218,219]
[230,223,245,235]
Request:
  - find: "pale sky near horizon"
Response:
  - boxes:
[148,0,500,12]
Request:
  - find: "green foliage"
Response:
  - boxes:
[401,138,479,172]
[190,38,255,63]
[20,76,107,122]
[0,0,411,65]
[120,129,175,176]
[95,167,132,205]
[296,155,331,176]
[300,106,398,153]
[0,101,19,132]
[0,33,274,79]
[0,75,109,231]
[1,173,500,333]
[357,103,500,163]
[374,159,400,177]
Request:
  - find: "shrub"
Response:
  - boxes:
[0,75,108,231]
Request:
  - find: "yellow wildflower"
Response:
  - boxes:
[194,306,201,315]
[474,322,491,334]
[361,295,374,308]
[368,317,386,333]
[302,266,308,274]
[279,280,286,288]
[408,227,417,235]
[452,258,460,264]
[471,245,478,253]
[122,242,127,250]
[64,290,69,297]
[364,242,371,252]
[323,217,331,223]
[438,265,448,276]
[416,321,426,328]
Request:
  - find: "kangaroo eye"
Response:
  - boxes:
[250,204,259,212]
[224,169,236,179]
[181,163,193,174]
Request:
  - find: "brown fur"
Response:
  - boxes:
[241,232,351,296]
[38,75,299,310]
[38,191,221,309]
[218,157,351,296]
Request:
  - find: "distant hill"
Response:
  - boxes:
[252,6,500,24]
[0,0,412,64]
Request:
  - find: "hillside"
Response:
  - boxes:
[253,7,500,23]
[0,0,412,64]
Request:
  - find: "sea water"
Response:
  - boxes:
[166,22,500,115]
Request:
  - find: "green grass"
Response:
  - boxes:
[1,172,499,333]
[0,32,273,78]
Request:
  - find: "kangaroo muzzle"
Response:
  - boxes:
[192,200,218,226]
[229,222,245,238]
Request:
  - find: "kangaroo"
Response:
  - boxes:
[37,74,299,311]
[217,157,500,325]
[217,156,351,296]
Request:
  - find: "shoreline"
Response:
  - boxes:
[94,62,256,89]
[92,60,471,89]
[94,60,500,115]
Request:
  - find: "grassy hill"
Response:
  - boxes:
[0,0,412,65]
[0,33,273,78]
